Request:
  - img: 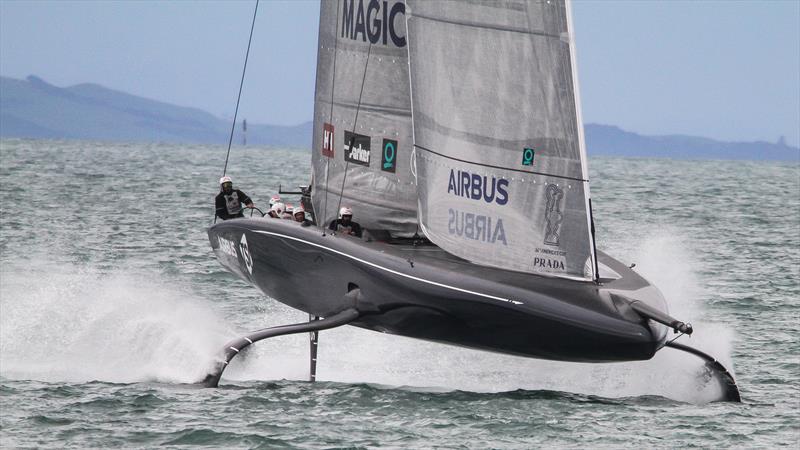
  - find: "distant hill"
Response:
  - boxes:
[1,75,797,161]
[584,124,798,161]
[0,75,311,148]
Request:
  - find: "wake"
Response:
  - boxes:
[0,231,736,404]
[0,263,232,384]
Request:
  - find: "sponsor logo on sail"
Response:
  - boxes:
[534,247,566,271]
[447,169,509,205]
[240,233,253,275]
[448,208,507,246]
[344,131,371,166]
[322,123,334,158]
[341,0,406,47]
[544,183,564,246]
[522,147,535,166]
[381,139,397,172]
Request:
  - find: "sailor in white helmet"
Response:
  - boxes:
[293,205,311,226]
[282,204,294,220]
[269,194,281,208]
[328,206,362,237]
[215,176,254,220]
[268,202,285,219]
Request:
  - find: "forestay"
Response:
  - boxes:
[406,0,596,280]
[311,0,418,236]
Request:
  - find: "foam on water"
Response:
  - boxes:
[0,230,734,403]
[0,260,234,384]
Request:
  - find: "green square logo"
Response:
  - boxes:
[522,147,535,166]
[382,139,397,173]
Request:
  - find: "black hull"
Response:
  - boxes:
[208,218,669,363]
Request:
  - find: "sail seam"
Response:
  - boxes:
[316,99,412,117]
[411,12,564,40]
[415,144,588,182]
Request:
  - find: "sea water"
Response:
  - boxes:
[0,139,797,447]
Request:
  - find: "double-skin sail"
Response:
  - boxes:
[405,0,596,280]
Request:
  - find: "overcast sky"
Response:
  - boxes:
[1,0,798,145]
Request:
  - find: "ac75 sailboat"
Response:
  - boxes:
[205,0,740,402]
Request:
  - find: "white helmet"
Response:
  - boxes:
[271,202,285,214]
[339,206,353,217]
[285,204,294,213]
[269,194,281,207]
[219,176,232,185]
[293,205,305,215]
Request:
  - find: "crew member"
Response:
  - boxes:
[293,205,311,226]
[283,204,295,220]
[328,206,362,237]
[269,202,285,218]
[269,194,282,209]
[215,176,254,220]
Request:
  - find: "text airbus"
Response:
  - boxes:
[448,208,508,246]
[447,169,509,205]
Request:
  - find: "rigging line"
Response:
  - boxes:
[334,42,373,220]
[222,0,260,176]
[322,0,342,232]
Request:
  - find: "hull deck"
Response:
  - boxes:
[209,218,669,363]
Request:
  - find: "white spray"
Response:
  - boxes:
[0,230,734,403]
[0,263,232,384]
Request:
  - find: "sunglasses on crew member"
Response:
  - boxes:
[222,182,232,188]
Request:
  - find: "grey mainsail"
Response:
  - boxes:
[311,0,419,236]
[406,0,596,280]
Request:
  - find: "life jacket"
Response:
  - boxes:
[224,191,243,216]
[335,221,356,235]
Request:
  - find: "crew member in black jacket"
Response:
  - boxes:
[215,176,254,220]
[328,206,362,237]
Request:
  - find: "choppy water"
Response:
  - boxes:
[1,138,798,447]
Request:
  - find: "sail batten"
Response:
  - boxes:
[415,145,587,182]
[410,12,564,39]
